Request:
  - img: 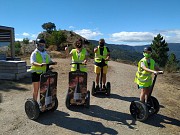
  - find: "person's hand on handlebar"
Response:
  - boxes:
[154,71,163,75]
[41,63,47,67]
[82,59,87,65]
[105,58,110,61]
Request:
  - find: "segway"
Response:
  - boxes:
[65,62,90,109]
[92,58,111,96]
[130,71,163,121]
[25,62,58,120]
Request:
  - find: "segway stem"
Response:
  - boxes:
[46,62,56,72]
[149,72,163,97]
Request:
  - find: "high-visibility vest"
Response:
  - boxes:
[71,48,87,72]
[28,51,50,74]
[134,57,155,87]
[94,46,108,64]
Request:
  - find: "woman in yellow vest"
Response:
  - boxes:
[65,39,88,72]
[134,47,163,103]
[29,38,57,101]
[94,39,110,89]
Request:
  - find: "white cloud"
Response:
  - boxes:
[69,26,75,29]
[15,38,23,41]
[22,32,30,36]
[160,29,180,43]
[31,34,37,38]
[74,29,103,39]
[109,30,180,45]
[109,32,155,43]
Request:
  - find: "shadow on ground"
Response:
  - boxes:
[93,93,139,102]
[144,113,180,128]
[0,77,31,92]
[67,105,136,129]
[36,110,118,135]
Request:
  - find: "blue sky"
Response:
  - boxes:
[0,0,180,46]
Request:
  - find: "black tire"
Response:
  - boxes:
[25,98,40,120]
[106,82,111,96]
[130,101,148,121]
[147,96,160,115]
[65,93,71,109]
[91,81,96,96]
[85,91,90,108]
[51,97,58,112]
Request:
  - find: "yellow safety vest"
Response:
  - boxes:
[71,48,87,72]
[28,51,50,74]
[94,46,108,64]
[134,57,155,87]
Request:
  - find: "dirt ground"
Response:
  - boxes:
[0,58,180,135]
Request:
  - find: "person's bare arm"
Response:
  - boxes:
[65,45,72,57]
[105,52,110,61]
[142,65,163,74]
[94,47,98,53]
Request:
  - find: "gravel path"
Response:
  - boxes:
[0,58,179,135]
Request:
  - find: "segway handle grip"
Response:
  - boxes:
[154,71,164,75]
[70,62,86,65]
[47,62,57,66]
[96,58,109,61]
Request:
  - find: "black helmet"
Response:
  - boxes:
[143,46,152,52]
[36,38,46,45]
[99,38,105,43]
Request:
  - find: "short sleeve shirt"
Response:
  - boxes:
[30,49,51,64]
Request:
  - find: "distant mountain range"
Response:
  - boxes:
[89,40,180,61]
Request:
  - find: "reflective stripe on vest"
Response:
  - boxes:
[134,58,155,87]
[28,51,50,73]
[94,46,108,64]
[71,48,87,72]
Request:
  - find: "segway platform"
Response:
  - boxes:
[39,71,58,112]
[66,69,90,109]
[130,72,163,121]
[25,71,58,120]
[92,81,111,96]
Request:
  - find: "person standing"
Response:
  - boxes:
[94,38,110,89]
[28,38,57,101]
[65,38,88,72]
[134,46,163,103]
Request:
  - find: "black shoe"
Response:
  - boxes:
[96,85,99,90]
[103,85,106,89]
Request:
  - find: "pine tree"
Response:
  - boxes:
[166,53,179,72]
[151,34,169,67]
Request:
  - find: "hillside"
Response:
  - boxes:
[88,40,142,63]
[89,40,180,61]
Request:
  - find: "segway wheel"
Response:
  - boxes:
[130,101,148,121]
[25,98,40,120]
[91,81,96,96]
[65,93,71,109]
[51,97,58,112]
[85,91,90,108]
[147,96,160,115]
[106,82,111,96]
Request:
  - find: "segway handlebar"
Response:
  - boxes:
[70,62,86,65]
[46,62,57,72]
[70,62,86,71]
[96,58,109,61]
[154,71,163,75]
